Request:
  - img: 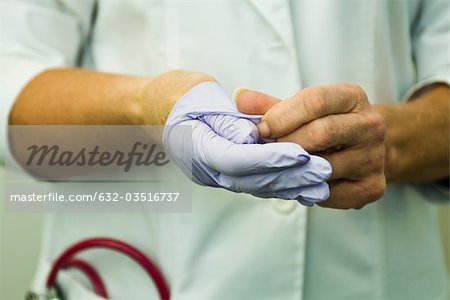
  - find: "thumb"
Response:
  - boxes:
[233,88,281,115]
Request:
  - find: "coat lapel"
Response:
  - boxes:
[247,0,303,90]
[247,0,296,51]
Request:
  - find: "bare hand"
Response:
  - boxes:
[236,83,386,209]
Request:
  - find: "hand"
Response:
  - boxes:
[235,83,386,209]
[163,81,332,205]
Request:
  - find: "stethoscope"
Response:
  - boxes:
[26,237,170,300]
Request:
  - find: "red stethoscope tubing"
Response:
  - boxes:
[46,237,170,300]
[62,258,109,298]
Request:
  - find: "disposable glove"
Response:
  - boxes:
[163,81,332,205]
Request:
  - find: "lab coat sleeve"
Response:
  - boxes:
[403,0,450,203]
[403,0,450,99]
[0,0,95,164]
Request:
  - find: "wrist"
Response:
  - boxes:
[133,70,216,125]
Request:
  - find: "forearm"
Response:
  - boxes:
[9,68,213,125]
[375,84,449,183]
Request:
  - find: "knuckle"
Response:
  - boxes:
[363,111,386,142]
[374,149,386,171]
[365,176,386,202]
[371,113,386,141]
[344,83,368,103]
[353,83,366,96]
[365,147,385,171]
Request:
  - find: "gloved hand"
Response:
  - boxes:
[163,81,332,206]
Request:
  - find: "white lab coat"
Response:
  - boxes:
[1,0,449,299]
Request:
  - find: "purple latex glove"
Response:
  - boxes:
[163,82,332,205]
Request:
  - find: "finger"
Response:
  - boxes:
[317,180,362,209]
[205,141,310,175]
[217,155,331,192]
[318,176,385,209]
[322,146,385,180]
[277,113,368,152]
[201,114,258,144]
[253,182,330,204]
[197,122,310,175]
[233,88,281,115]
[259,83,369,139]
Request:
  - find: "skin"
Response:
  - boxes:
[9,68,449,209]
[8,68,216,178]
[9,68,215,126]
[235,83,450,209]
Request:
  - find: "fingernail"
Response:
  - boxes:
[232,87,248,103]
[298,154,310,163]
[257,120,271,138]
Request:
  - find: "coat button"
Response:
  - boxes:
[274,200,297,214]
